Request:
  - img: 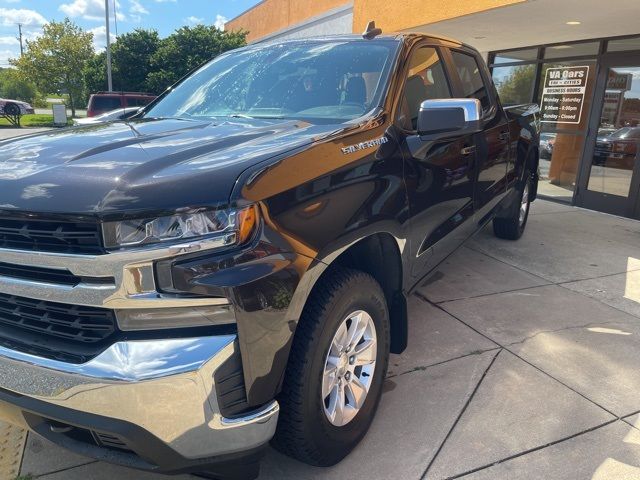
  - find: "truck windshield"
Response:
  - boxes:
[144,39,399,124]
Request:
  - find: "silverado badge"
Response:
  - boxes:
[341,137,388,155]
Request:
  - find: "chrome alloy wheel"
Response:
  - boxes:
[519,179,530,226]
[322,310,377,427]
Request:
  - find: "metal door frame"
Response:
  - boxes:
[576,53,640,219]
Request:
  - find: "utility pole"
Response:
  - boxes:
[105,0,113,92]
[17,23,23,57]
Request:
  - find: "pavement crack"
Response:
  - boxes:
[387,347,500,379]
[420,349,502,480]
[448,419,618,479]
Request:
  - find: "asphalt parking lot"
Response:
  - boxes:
[9,199,640,479]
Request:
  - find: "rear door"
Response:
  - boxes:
[447,49,511,220]
[397,44,478,278]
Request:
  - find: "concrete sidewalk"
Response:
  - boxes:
[13,199,640,479]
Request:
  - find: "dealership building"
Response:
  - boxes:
[227,0,640,219]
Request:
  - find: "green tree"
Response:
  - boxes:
[83,51,107,94]
[11,18,94,116]
[0,68,37,103]
[147,25,247,94]
[111,29,161,93]
[494,64,536,106]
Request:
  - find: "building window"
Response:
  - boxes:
[543,42,599,59]
[607,36,640,52]
[492,64,537,106]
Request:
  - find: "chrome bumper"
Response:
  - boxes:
[0,334,279,460]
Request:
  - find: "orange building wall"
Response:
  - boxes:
[226,0,351,43]
[353,0,524,33]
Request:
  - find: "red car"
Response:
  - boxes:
[86,92,156,117]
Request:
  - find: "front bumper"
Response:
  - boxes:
[0,333,279,474]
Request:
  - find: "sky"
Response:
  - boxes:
[0,0,261,67]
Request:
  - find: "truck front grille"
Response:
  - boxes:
[0,293,117,363]
[0,216,104,255]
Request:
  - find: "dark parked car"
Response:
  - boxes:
[0,31,539,479]
[86,91,156,117]
[594,126,640,168]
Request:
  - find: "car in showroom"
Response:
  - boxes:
[0,28,539,479]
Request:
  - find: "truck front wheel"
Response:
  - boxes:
[272,267,390,466]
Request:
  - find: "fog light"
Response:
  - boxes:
[115,305,236,331]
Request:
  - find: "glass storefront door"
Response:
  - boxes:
[578,55,640,218]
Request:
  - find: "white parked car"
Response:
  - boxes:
[74,107,141,125]
[0,98,35,116]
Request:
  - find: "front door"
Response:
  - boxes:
[397,45,477,278]
[577,55,640,219]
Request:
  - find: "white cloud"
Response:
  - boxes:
[129,0,148,15]
[214,14,226,30]
[59,0,125,22]
[89,25,116,50]
[0,48,16,67]
[183,15,202,25]
[0,36,18,46]
[0,7,47,27]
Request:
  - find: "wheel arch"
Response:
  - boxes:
[305,232,407,355]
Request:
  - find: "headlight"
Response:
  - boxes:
[102,205,258,249]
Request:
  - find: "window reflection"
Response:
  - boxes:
[587,66,640,198]
[492,64,536,106]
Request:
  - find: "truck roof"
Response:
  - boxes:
[256,32,475,52]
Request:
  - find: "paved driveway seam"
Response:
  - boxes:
[388,347,501,379]
[37,460,100,478]
[420,349,502,480]
[419,294,619,418]
[447,419,618,480]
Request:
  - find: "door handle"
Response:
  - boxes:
[498,131,510,141]
[461,146,476,156]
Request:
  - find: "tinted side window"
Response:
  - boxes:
[450,51,491,112]
[398,47,451,130]
[92,96,122,112]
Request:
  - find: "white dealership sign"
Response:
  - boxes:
[540,66,589,125]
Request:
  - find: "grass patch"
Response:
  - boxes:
[0,114,73,128]
[14,476,34,480]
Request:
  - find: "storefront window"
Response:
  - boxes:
[544,42,599,59]
[492,48,538,64]
[492,64,536,106]
[535,60,597,200]
[607,36,640,52]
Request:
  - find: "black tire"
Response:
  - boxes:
[4,103,20,116]
[493,168,533,240]
[272,267,390,466]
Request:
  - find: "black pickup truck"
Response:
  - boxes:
[0,30,539,479]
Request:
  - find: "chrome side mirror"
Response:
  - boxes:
[417,98,482,139]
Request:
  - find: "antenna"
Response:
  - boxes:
[362,21,382,40]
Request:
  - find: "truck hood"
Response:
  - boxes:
[0,117,340,216]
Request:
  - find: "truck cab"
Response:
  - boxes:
[0,31,539,479]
